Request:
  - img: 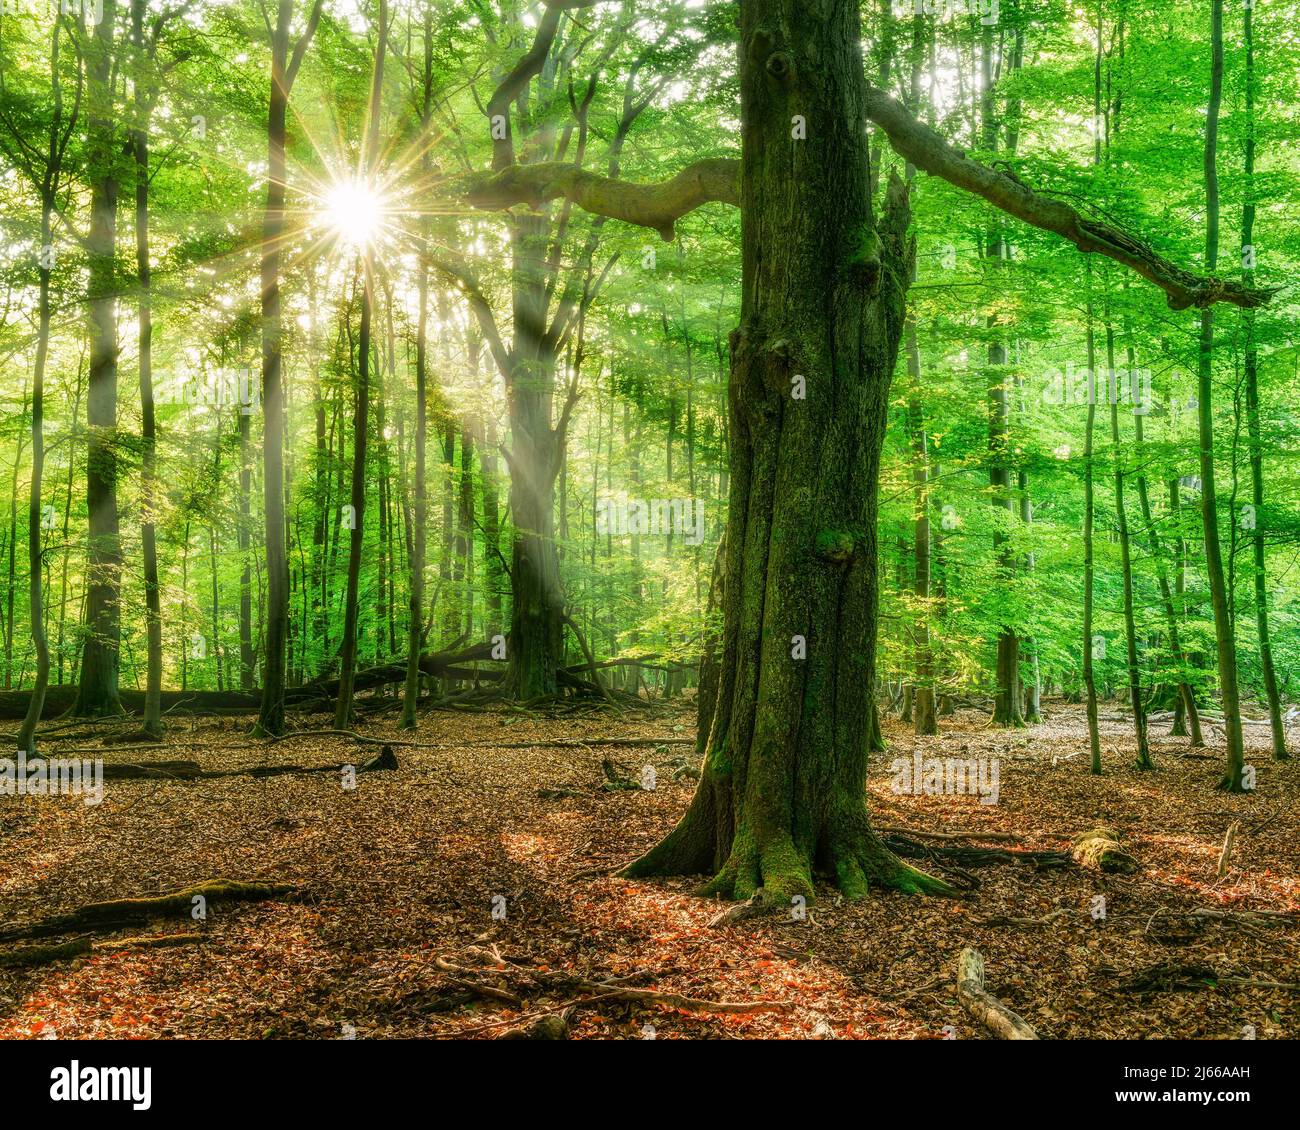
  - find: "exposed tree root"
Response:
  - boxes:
[622,790,958,908]
[876,826,1022,843]
[489,736,696,750]
[883,834,1071,874]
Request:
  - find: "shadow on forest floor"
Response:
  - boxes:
[0,699,1295,1038]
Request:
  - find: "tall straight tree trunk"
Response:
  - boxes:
[1083,294,1102,774]
[623,0,950,903]
[15,22,67,749]
[1132,357,1203,748]
[482,416,503,637]
[1200,0,1247,792]
[255,0,321,736]
[1017,467,1042,723]
[334,0,386,728]
[908,394,936,735]
[16,242,50,751]
[334,271,371,726]
[72,0,123,717]
[1081,17,1104,772]
[1107,325,1151,767]
[457,423,476,640]
[401,14,434,729]
[983,23,1022,729]
[55,369,81,687]
[906,324,935,736]
[254,7,294,735]
[132,0,163,736]
[238,405,254,691]
[1240,1,1286,760]
[6,426,23,689]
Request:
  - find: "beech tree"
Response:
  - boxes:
[253,0,324,738]
[0,16,82,751]
[471,0,1269,901]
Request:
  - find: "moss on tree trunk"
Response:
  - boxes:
[620,0,950,904]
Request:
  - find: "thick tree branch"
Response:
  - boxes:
[861,85,1273,310]
[466,90,1273,311]
[428,254,512,377]
[466,157,740,242]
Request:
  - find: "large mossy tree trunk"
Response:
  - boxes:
[502,209,566,702]
[621,0,949,905]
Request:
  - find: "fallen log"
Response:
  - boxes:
[0,686,261,722]
[1070,827,1139,874]
[485,736,695,749]
[96,744,398,782]
[0,879,298,944]
[0,933,202,969]
[955,947,1039,1039]
[0,644,501,721]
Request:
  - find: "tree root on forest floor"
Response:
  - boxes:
[876,825,1023,843]
[707,892,785,928]
[882,835,1073,889]
[0,879,299,944]
[429,950,791,1038]
[1118,962,1300,994]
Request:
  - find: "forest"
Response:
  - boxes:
[0,0,1297,1053]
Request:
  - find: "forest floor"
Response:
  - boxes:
[0,697,1297,1040]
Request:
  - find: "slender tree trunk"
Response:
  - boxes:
[16,171,57,750]
[1083,294,1102,773]
[1107,326,1151,767]
[132,2,163,735]
[334,269,370,727]
[333,0,386,727]
[1017,468,1042,723]
[983,19,1022,729]
[907,332,936,736]
[254,6,294,736]
[1200,0,1247,791]
[401,19,434,728]
[1240,1,1286,760]
[1133,377,1203,748]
